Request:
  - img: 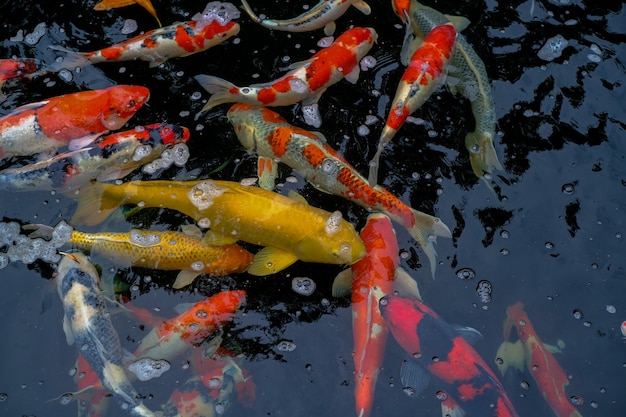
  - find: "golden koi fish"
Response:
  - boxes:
[71,179,366,275]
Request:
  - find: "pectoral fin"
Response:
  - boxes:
[352,1,372,15]
[172,270,201,289]
[494,340,526,375]
[68,133,104,151]
[344,65,360,84]
[63,316,75,345]
[444,14,471,32]
[393,267,421,301]
[323,21,336,36]
[257,156,278,190]
[202,231,238,246]
[181,224,203,238]
[247,247,299,275]
[400,359,430,395]
[331,268,353,298]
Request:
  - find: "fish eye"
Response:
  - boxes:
[127,99,136,107]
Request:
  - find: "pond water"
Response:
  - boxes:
[1,1,625,417]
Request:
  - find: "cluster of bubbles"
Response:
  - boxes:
[291,277,316,296]
[324,210,343,236]
[0,221,72,268]
[24,22,46,45]
[142,143,190,174]
[188,180,227,210]
[129,229,162,247]
[192,1,241,31]
[127,358,171,381]
[538,34,569,61]
[476,279,492,303]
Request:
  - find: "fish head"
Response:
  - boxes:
[378,295,425,357]
[55,251,101,295]
[503,301,531,342]
[294,212,366,265]
[226,103,259,149]
[100,85,150,130]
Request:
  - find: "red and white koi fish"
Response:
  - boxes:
[379,294,520,417]
[194,27,376,115]
[0,85,149,161]
[496,302,583,417]
[227,104,450,275]
[0,58,40,90]
[0,123,189,192]
[368,23,456,186]
[60,6,240,68]
[133,290,247,360]
[332,213,420,417]
[240,0,371,36]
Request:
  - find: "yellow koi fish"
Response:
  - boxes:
[28,222,253,289]
[71,179,366,275]
[241,0,371,36]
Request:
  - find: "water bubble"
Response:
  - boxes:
[435,390,448,401]
[544,241,554,249]
[317,36,334,48]
[25,22,46,45]
[561,183,575,194]
[500,230,510,238]
[606,305,616,314]
[402,387,416,396]
[360,55,377,71]
[0,393,7,402]
[570,395,584,405]
[121,19,138,35]
[587,53,601,63]
[129,229,161,246]
[192,1,241,30]
[364,115,378,125]
[537,34,569,61]
[128,358,171,381]
[198,218,211,228]
[357,125,370,136]
[500,248,509,255]
[456,267,475,280]
[590,400,598,408]
[476,280,492,303]
[583,321,591,327]
[321,158,337,174]
[288,78,308,93]
[276,340,296,352]
[325,211,343,235]
[188,181,226,210]
[302,103,321,128]
[292,277,316,296]
[305,364,313,372]
[58,69,73,82]
[520,381,530,390]
[0,254,9,269]
[191,91,202,100]
[132,144,153,161]
[59,392,73,405]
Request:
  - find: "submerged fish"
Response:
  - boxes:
[407,0,503,182]
[194,26,377,115]
[368,23,456,187]
[94,0,162,27]
[55,252,156,417]
[28,222,253,289]
[240,0,371,36]
[496,302,582,417]
[227,104,450,275]
[71,178,366,275]
[0,85,149,160]
[332,213,420,417]
[379,294,520,417]
[60,11,239,68]
[0,123,189,192]
[0,58,40,90]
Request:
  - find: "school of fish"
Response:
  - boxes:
[0,1,588,417]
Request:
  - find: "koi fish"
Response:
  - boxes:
[227,104,450,275]
[368,23,456,187]
[71,179,366,275]
[391,0,410,22]
[407,1,503,182]
[495,302,582,417]
[0,123,189,192]
[94,0,162,27]
[379,294,520,417]
[240,0,371,36]
[74,354,111,417]
[0,58,40,90]
[61,7,240,68]
[332,213,421,417]
[0,85,149,160]
[27,222,253,289]
[194,26,377,115]
[55,252,156,417]
[133,290,247,360]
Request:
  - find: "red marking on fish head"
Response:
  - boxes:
[107,85,150,119]
[504,301,533,342]
[260,107,287,124]
[156,123,191,145]
[392,0,410,21]
[379,296,424,356]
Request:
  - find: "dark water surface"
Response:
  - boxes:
[1,1,625,416]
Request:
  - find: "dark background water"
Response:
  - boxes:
[1,1,625,416]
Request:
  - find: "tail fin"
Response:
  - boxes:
[408,209,451,278]
[194,74,238,115]
[466,131,503,179]
[367,127,396,187]
[240,0,265,25]
[46,45,91,73]
[71,181,120,226]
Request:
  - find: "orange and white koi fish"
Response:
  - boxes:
[27,222,253,289]
[70,178,366,276]
[368,23,456,186]
[94,0,162,27]
[133,290,247,360]
[194,27,376,115]
[63,4,240,68]
[332,214,420,417]
[227,104,450,275]
[407,1,503,182]
[0,85,149,161]
[240,0,371,36]
[496,302,583,417]
[0,123,189,192]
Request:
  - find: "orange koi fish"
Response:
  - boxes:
[241,0,371,36]
[65,5,240,68]
[0,123,189,192]
[496,302,583,417]
[94,0,162,27]
[391,0,410,22]
[194,27,376,115]
[380,295,520,417]
[227,104,450,275]
[133,290,246,360]
[368,23,456,186]
[0,58,40,90]
[27,222,253,289]
[332,213,420,417]
[0,85,149,160]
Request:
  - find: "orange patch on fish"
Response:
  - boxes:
[267,127,292,158]
[301,143,327,167]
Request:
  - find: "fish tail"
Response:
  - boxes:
[466,130,503,179]
[71,181,120,226]
[240,0,265,25]
[194,74,238,115]
[367,127,396,187]
[46,45,91,72]
[408,209,451,278]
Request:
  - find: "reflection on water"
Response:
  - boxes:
[1,1,625,417]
